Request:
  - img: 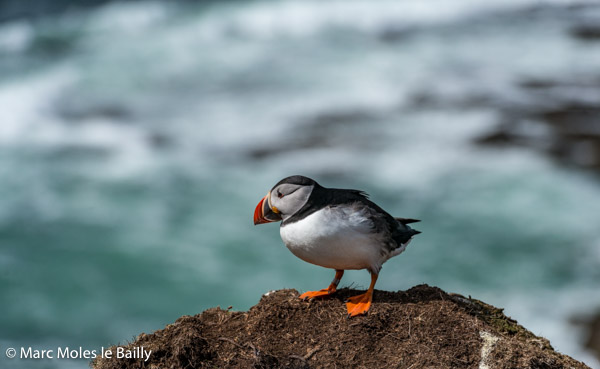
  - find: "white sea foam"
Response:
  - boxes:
[196,0,578,39]
[0,66,74,142]
[0,20,33,54]
[86,0,170,35]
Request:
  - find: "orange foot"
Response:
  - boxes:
[299,288,336,300]
[346,291,373,317]
[299,270,344,301]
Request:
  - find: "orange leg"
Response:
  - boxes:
[346,272,378,318]
[299,270,344,300]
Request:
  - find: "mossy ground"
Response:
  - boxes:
[92,285,590,369]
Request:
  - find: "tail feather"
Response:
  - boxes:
[395,217,421,225]
[391,217,421,247]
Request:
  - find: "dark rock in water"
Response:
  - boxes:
[378,26,416,43]
[535,104,600,131]
[474,129,540,148]
[571,309,600,363]
[583,311,600,362]
[302,108,383,129]
[147,132,173,150]
[55,99,133,123]
[246,107,385,160]
[91,285,590,369]
[518,78,600,90]
[246,135,331,160]
[474,76,600,172]
[570,26,600,41]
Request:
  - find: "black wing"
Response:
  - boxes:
[284,183,422,248]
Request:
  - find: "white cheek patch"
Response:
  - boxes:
[274,184,313,218]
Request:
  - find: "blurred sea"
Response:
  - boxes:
[1,0,599,368]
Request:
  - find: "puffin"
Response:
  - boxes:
[253,175,420,317]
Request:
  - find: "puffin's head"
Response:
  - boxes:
[253,175,317,225]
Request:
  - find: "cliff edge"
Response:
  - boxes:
[91,285,590,369]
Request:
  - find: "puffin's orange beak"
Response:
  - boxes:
[254,192,282,225]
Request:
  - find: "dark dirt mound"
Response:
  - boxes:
[91,285,590,369]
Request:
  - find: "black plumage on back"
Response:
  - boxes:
[282,182,367,225]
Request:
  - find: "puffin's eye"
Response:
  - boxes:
[277,191,284,198]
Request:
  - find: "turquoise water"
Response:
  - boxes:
[1,1,600,368]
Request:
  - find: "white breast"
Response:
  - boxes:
[279,206,386,272]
